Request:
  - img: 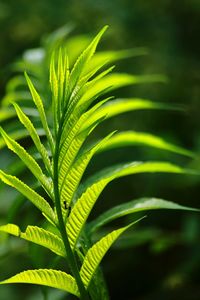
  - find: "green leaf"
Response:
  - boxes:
[69,26,108,93]
[0,127,46,150]
[49,52,59,129]
[21,226,65,257]
[58,100,110,193]
[82,161,193,189]
[80,63,113,90]
[13,103,52,174]
[0,170,55,223]
[0,129,28,150]
[59,101,103,168]
[0,224,65,257]
[59,93,111,158]
[50,49,70,128]
[0,223,20,236]
[62,48,113,128]
[81,98,176,130]
[96,131,194,158]
[80,219,143,287]
[25,72,54,151]
[64,34,91,66]
[0,269,79,297]
[89,198,199,233]
[67,161,191,248]
[60,132,115,212]
[0,127,52,196]
[83,47,148,75]
[78,74,166,109]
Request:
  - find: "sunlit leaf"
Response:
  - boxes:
[82,98,177,130]
[96,131,194,158]
[84,47,148,74]
[25,73,54,151]
[13,103,52,174]
[69,26,108,93]
[67,161,190,248]
[0,269,79,297]
[60,132,114,213]
[0,224,65,257]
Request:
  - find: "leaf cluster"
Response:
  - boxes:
[0,26,198,299]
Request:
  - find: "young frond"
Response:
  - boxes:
[0,26,198,300]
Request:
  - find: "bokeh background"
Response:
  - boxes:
[0,1,200,299]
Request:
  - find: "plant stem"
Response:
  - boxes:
[41,287,48,300]
[53,132,89,300]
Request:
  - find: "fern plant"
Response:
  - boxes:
[0,26,198,300]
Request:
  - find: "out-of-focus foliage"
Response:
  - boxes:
[0,1,200,300]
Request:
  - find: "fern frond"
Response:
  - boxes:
[0,25,197,300]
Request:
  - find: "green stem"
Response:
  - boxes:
[53,131,89,300]
[41,287,48,300]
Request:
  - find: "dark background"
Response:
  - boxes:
[0,1,200,299]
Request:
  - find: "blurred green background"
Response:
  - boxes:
[0,0,200,299]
